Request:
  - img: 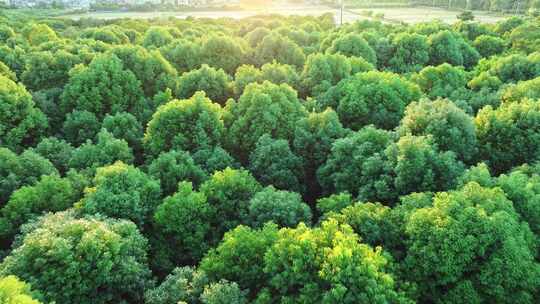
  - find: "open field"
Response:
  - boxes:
[351,7,508,24]
[60,4,341,20]
[59,5,509,24]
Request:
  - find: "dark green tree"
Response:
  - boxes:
[148,150,207,197]
[248,186,312,228]
[153,182,214,265]
[68,129,134,175]
[249,134,304,193]
[0,75,47,152]
[0,148,57,206]
[388,33,430,73]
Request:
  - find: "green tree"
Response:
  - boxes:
[200,168,262,238]
[253,33,305,68]
[318,126,395,202]
[80,26,130,45]
[0,61,16,81]
[0,25,15,44]
[300,53,353,98]
[0,276,41,304]
[428,30,463,66]
[0,212,152,304]
[476,99,540,174]
[260,219,412,303]
[260,61,301,90]
[233,64,262,97]
[142,26,174,48]
[402,182,540,303]
[293,109,348,200]
[101,112,144,159]
[148,150,207,197]
[200,224,279,296]
[0,175,80,247]
[327,32,377,65]
[245,27,271,48]
[144,92,224,157]
[22,23,57,46]
[509,22,540,54]
[398,98,477,162]
[496,166,540,236]
[21,50,81,91]
[32,137,74,174]
[62,110,101,145]
[153,182,214,265]
[78,162,161,229]
[388,33,430,73]
[201,281,247,304]
[144,267,209,304]
[201,35,245,75]
[502,77,540,103]
[177,64,233,105]
[457,11,474,21]
[0,148,58,206]
[68,129,134,174]
[411,63,468,99]
[248,186,312,228]
[484,53,540,83]
[110,45,178,98]
[249,134,304,193]
[387,135,465,201]
[60,54,146,122]
[225,81,307,162]
[160,39,202,73]
[0,75,47,152]
[192,146,237,175]
[324,71,421,130]
[473,35,506,58]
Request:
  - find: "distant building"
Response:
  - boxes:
[7,0,214,8]
[9,0,92,8]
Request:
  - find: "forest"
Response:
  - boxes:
[1,5,540,304]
